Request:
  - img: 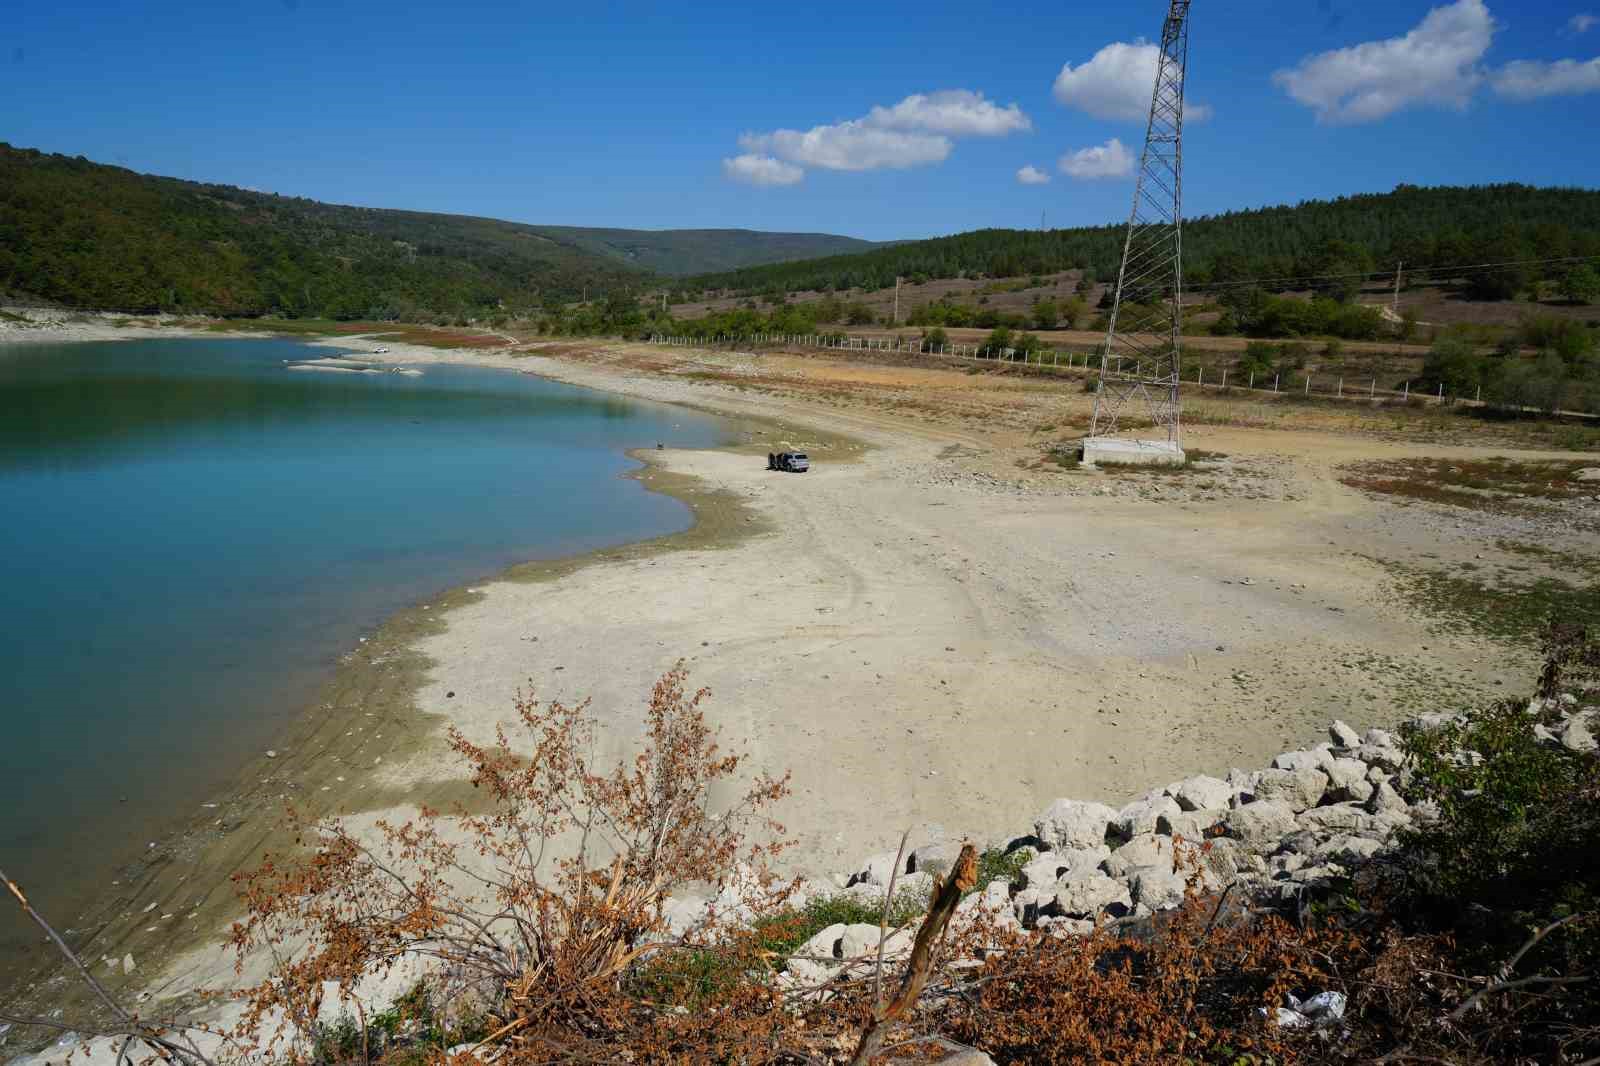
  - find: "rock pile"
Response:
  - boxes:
[807,694,1597,954]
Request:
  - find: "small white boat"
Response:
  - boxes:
[373,346,389,353]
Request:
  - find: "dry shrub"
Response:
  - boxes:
[226,665,797,1063]
[937,892,1356,1066]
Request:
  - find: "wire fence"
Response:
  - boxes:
[646,331,1487,410]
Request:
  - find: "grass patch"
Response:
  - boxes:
[1493,538,1600,579]
[210,317,349,336]
[1044,444,1081,470]
[756,889,933,960]
[973,846,1033,892]
[1341,456,1598,512]
[625,886,939,1011]
[1377,558,1600,644]
[314,981,486,1065]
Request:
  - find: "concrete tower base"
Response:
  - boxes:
[1081,437,1187,468]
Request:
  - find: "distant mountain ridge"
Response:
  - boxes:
[0,143,878,316]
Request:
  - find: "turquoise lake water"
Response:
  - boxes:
[0,338,731,956]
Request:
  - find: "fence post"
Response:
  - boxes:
[1437,382,1443,402]
[1338,377,1343,398]
[1371,378,1376,398]
[1403,380,1409,400]
[1305,375,1311,396]
[1274,373,1280,393]
[1221,368,1227,389]
[1198,366,1204,388]
[1477,384,1482,403]
[1249,371,1255,389]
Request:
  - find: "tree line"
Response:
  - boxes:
[0,144,645,317]
[684,183,1600,302]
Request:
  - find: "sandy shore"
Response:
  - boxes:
[12,326,1583,1060]
[276,332,1537,870]
[0,309,219,346]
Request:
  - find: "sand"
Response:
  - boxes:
[0,310,217,346]
[304,333,1532,875]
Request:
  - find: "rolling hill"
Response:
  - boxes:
[684,184,1600,300]
[529,226,880,276]
[0,144,878,318]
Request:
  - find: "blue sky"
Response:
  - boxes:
[5,0,1598,240]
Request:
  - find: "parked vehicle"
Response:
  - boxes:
[767,451,809,473]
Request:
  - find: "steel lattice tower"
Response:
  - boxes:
[1090,0,1192,444]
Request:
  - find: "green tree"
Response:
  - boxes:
[983,326,1013,354]
[1423,334,1487,394]
[1061,297,1087,330]
[1031,297,1059,330]
[1560,265,1600,305]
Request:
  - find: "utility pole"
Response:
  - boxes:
[1393,261,1403,315]
[893,276,901,325]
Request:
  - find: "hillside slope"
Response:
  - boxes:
[687,184,1600,297]
[0,145,876,317]
[532,226,881,276]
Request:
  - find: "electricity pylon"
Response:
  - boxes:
[1090,0,1192,445]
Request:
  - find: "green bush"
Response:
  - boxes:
[1399,633,1600,968]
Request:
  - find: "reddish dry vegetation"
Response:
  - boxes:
[1339,456,1598,511]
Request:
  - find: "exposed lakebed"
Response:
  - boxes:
[0,337,734,968]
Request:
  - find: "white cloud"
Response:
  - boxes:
[1058,138,1134,180]
[865,89,1031,136]
[1491,56,1600,98]
[738,126,950,172]
[721,154,804,187]
[1016,165,1051,185]
[1272,0,1495,123]
[1052,41,1212,122]
[1569,13,1598,34]
[727,88,1029,180]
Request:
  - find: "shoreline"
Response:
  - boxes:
[1,330,857,1047]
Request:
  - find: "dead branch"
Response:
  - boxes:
[1448,916,1589,1022]
[872,828,912,1011]
[1,866,217,1066]
[848,844,977,1066]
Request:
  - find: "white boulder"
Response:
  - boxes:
[1222,801,1297,847]
[1053,873,1132,919]
[1169,774,1234,812]
[1034,799,1117,850]
[1114,793,1183,839]
[1252,767,1329,812]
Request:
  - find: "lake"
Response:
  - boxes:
[0,337,732,960]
